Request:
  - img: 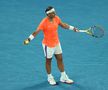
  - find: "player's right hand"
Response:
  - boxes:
[23,39,30,45]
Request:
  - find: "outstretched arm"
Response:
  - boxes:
[59,21,79,32]
[24,29,41,45]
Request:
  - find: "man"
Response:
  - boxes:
[24,6,79,85]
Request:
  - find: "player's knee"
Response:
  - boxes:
[56,54,63,61]
[46,58,52,63]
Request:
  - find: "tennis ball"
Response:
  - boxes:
[26,40,29,43]
[24,39,29,45]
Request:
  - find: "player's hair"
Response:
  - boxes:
[45,6,54,14]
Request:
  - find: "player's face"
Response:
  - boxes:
[47,12,56,19]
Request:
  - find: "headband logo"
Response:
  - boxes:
[46,8,55,14]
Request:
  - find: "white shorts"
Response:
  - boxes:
[42,43,62,59]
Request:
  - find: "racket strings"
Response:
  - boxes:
[91,26,104,38]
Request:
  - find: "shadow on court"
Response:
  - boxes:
[22,81,92,90]
[23,81,50,90]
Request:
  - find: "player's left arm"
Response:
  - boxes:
[59,21,79,32]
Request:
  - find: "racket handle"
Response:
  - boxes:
[79,30,87,32]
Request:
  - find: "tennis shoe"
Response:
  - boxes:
[48,76,56,85]
[60,74,74,84]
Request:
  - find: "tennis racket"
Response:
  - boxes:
[79,25,104,38]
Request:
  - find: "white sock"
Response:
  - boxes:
[61,71,66,77]
[48,74,53,78]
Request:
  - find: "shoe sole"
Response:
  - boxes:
[60,81,74,84]
[49,83,58,86]
[48,82,58,86]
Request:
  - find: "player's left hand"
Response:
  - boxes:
[73,28,79,32]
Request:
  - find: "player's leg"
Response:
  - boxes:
[46,58,56,85]
[54,43,64,72]
[46,58,52,74]
[54,54,64,72]
[42,44,56,85]
[54,43,74,84]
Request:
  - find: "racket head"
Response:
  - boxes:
[86,25,104,38]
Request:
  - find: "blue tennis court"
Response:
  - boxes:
[0,0,108,90]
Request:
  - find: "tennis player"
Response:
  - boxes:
[24,6,79,85]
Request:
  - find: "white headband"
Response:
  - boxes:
[46,8,55,14]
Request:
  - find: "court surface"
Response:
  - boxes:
[0,0,108,90]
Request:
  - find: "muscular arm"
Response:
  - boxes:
[23,29,41,45]
[59,21,79,32]
[59,21,70,29]
[27,28,41,41]
[32,29,41,37]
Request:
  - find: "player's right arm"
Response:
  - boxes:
[24,18,45,45]
[24,29,41,45]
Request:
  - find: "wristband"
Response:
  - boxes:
[69,25,77,32]
[28,34,34,41]
[69,25,74,30]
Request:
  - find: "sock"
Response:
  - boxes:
[61,71,66,77]
[48,74,53,78]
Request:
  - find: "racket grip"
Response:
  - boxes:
[79,30,87,32]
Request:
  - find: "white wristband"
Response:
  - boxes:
[69,25,74,30]
[29,34,34,40]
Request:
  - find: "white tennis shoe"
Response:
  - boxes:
[48,76,56,85]
[60,74,74,84]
